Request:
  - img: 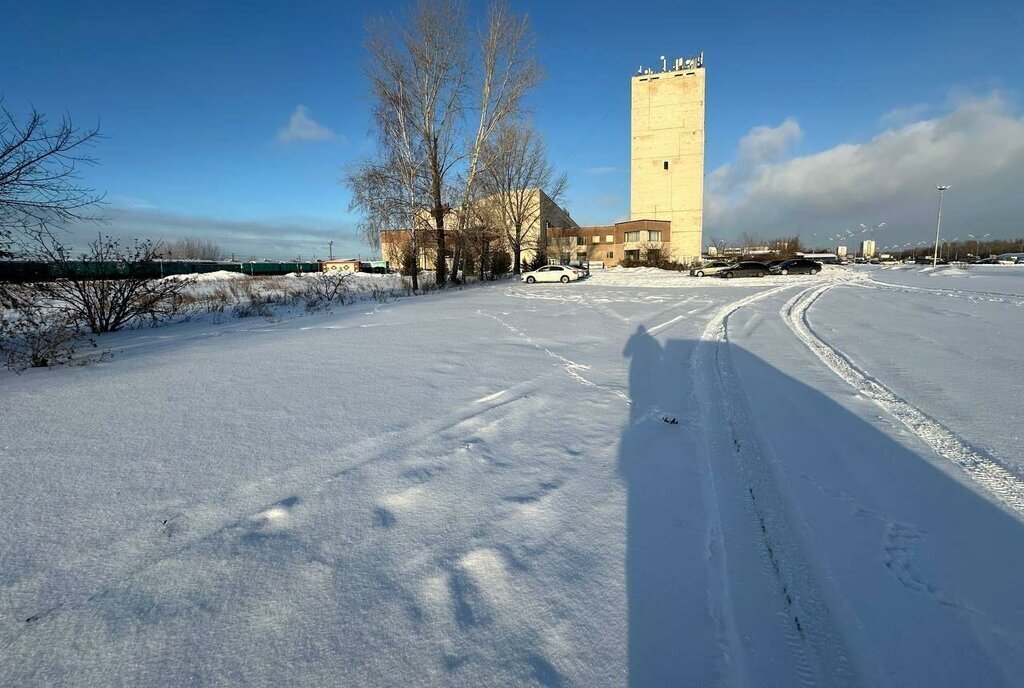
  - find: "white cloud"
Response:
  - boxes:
[584,166,619,175]
[108,195,158,210]
[276,105,339,144]
[879,103,932,129]
[706,118,802,216]
[706,93,1024,245]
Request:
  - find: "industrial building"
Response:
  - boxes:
[548,53,706,265]
[630,54,706,259]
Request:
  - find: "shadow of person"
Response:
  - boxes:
[619,329,714,686]
[618,336,1024,686]
[623,325,663,424]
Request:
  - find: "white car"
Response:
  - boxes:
[690,260,734,277]
[521,265,581,284]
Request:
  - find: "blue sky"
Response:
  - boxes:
[3,0,1022,258]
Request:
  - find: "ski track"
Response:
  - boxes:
[477,309,631,405]
[693,284,860,687]
[783,284,1024,520]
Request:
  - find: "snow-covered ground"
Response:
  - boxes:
[2,265,1023,686]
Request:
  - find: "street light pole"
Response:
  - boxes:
[328,240,334,261]
[932,185,950,266]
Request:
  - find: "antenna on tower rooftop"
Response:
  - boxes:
[660,55,667,71]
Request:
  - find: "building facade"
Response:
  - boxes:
[630,55,706,260]
[547,219,670,267]
[860,239,876,258]
[378,188,576,272]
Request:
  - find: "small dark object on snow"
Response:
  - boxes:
[662,416,678,425]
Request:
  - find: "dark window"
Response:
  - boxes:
[606,251,614,259]
[576,236,586,246]
[663,161,669,170]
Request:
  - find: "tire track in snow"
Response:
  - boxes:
[782,284,1024,519]
[694,283,861,687]
[864,275,1024,306]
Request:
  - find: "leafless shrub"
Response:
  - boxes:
[304,271,352,311]
[0,284,91,370]
[34,233,194,333]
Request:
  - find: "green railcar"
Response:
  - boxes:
[1,260,325,282]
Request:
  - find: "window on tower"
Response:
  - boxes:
[663,161,669,170]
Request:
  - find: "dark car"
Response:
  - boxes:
[720,261,769,278]
[769,258,823,275]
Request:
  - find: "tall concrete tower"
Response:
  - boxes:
[630,54,706,259]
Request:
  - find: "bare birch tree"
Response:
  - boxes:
[448,1,542,282]
[479,122,566,273]
[346,0,542,286]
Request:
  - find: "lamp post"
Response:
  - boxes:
[945,237,959,261]
[328,240,334,261]
[968,233,990,259]
[932,185,951,266]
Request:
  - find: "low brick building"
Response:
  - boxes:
[547,219,671,267]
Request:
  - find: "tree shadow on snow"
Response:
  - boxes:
[619,328,1024,687]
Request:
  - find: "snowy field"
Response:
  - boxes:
[2,265,1024,686]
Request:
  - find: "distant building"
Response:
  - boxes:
[836,245,848,257]
[860,239,876,258]
[631,54,706,260]
[379,188,575,272]
[323,259,362,274]
[546,220,670,267]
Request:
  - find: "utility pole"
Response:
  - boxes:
[932,185,950,266]
[328,240,334,261]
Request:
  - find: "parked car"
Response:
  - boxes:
[568,261,590,277]
[690,261,734,277]
[521,265,581,283]
[769,258,823,275]
[720,261,769,278]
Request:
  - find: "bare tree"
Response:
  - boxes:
[346,0,541,286]
[164,235,223,260]
[546,228,575,267]
[36,232,193,334]
[479,122,566,274]
[447,1,543,282]
[1,104,102,255]
[1,104,103,309]
[740,232,765,254]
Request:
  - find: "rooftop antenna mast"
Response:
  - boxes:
[660,55,667,71]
